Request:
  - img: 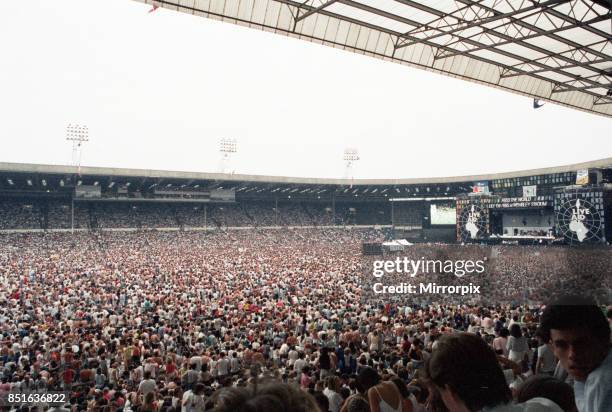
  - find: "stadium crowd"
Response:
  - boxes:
[0,201,373,230]
[0,229,610,412]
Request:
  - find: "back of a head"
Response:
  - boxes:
[540,295,610,344]
[510,324,522,338]
[422,333,511,411]
[517,375,576,412]
[357,366,380,393]
[212,381,321,412]
[326,375,339,391]
[347,396,371,412]
[390,377,410,399]
[194,383,205,395]
[313,392,330,412]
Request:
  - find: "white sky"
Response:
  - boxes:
[0,0,611,179]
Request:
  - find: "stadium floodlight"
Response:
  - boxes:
[66,124,89,173]
[219,138,238,173]
[343,147,359,181]
[220,138,237,153]
[343,148,359,162]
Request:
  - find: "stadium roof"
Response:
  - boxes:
[0,159,610,201]
[132,0,612,118]
[0,157,610,186]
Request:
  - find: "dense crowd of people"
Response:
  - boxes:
[363,244,611,306]
[0,203,42,230]
[0,201,391,230]
[0,229,610,411]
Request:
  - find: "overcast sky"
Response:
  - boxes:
[0,0,611,179]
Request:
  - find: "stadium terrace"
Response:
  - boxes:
[0,159,611,245]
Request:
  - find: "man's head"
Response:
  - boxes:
[540,295,610,382]
[422,333,511,411]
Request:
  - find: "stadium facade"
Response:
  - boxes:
[0,158,611,244]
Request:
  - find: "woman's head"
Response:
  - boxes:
[509,324,522,338]
[390,377,410,399]
[422,333,511,412]
[326,376,340,392]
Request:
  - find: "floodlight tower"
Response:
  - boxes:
[66,124,89,235]
[219,138,237,174]
[343,147,359,180]
[66,124,89,172]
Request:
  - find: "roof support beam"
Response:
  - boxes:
[394,3,610,87]
[454,0,611,61]
[395,0,569,50]
[295,0,338,23]
[552,81,612,93]
[338,0,607,95]
[435,14,610,64]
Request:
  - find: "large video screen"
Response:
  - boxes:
[431,203,456,225]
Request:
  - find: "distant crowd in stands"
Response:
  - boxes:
[0,200,393,230]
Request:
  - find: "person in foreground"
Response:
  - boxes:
[212,380,321,411]
[540,295,612,412]
[422,333,563,411]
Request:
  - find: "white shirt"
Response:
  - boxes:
[181,390,205,412]
[230,357,241,373]
[138,378,157,397]
[537,344,556,373]
[481,397,563,411]
[294,358,307,375]
[216,358,229,376]
[573,349,612,412]
[323,388,343,412]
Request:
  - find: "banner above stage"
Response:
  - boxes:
[488,196,553,209]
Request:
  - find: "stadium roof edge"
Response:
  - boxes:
[130,0,612,118]
[0,158,610,186]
